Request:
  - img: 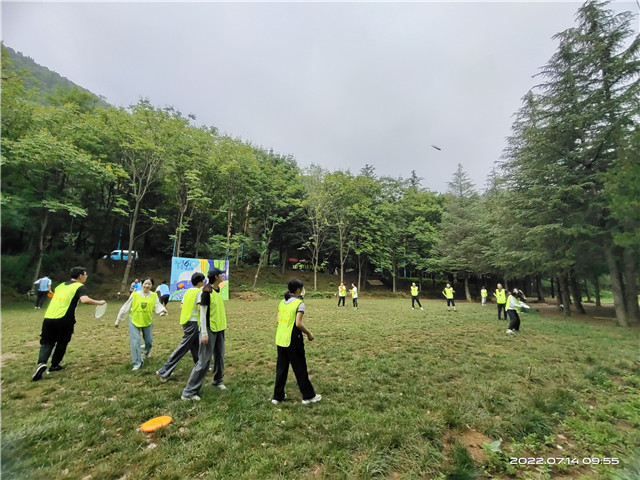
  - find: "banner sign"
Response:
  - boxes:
[169,257,229,301]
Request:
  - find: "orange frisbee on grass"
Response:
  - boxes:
[140,416,172,433]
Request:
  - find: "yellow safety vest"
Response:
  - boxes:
[209,288,227,332]
[338,286,346,296]
[180,287,201,325]
[44,282,83,319]
[130,291,154,328]
[443,287,454,299]
[495,289,506,304]
[275,299,302,347]
[481,289,488,298]
[352,287,358,298]
[411,286,419,296]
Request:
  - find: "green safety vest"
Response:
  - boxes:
[506,294,522,313]
[481,289,488,298]
[443,287,454,299]
[495,289,506,304]
[180,287,201,325]
[130,291,154,328]
[352,288,358,298]
[338,286,346,296]
[209,288,227,332]
[275,299,302,347]
[44,282,84,319]
[411,286,419,296]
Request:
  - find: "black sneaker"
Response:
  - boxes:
[32,363,47,381]
[48,364,67,372]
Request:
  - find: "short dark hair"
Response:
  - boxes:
[191,272,205,285]
[70,266,87,279]
[142,277,154,286]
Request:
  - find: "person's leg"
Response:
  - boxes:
[497,303,503,319]
[128,320,143,368]
[182,330,214,398]
[211,330,225,386]
[416,297,422,308]
[158,322,199,377]
[273,346,290,401]
[412,297,416,308]
[35,291,46,308]
[452,299,456,311]
[141,325,153,356]
[507,310,517,331]
[514,312,521,331]
[289,341,316,400]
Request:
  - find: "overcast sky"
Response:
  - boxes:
[2,1,638,192]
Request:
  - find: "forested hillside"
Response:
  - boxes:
[1,2,638,327]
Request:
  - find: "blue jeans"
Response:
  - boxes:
[128,320,153,368]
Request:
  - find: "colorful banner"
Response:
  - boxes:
[169,257,229,301]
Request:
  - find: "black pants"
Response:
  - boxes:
[338,296,345,306]
[411,296,422,308]
[35,291,48,308]
[273,328,315,401]
[160,294,169,307]
[497,303,506,320]
[38,317,74,367]
[507,310,521,331]
[352,298,358,308]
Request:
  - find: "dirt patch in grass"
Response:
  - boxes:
[444,428,492,464]
[0,352,18,366]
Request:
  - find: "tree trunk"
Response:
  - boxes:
[120,200,141,295]
[623,247,640,325]
[32,210,49,285]
[556,276,563,307]
[583,279,592,303]
[560,272,572,316]
[603,242,629,327]
[536,274,545,302]
[550,277,555,298]
[594,274,601,307]
[464,273,472,302]
[570,270,586,314]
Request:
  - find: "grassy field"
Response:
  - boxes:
[1,297,639,480]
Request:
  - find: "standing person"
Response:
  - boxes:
[33,274,52,309]
[156,274,204,382]
[32,266,106,381]
[410,282,424,310]
[181,268,228,400]
[271,279,321,405]
[155,281,170,315]
[337,282,346,307]
[442,283,456,311]
[351,283,358,310]
[115,277,167,371]
[480,286,488,306]
[506,288,529,334]
[494,284,507,320]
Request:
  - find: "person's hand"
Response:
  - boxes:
[114,320,119,329]
[202,334,209,344]
[98,300,106,305]
[307,332,314,341]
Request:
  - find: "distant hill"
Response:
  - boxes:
[2,43,110,108]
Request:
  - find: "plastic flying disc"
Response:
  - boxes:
[47,292,54,298]
[95,303,108,319]
[140,416,172,433]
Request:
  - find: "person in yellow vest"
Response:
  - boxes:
[182,267,228,400]
[410,282,424,310]
[506,288,530,334]
[115,277,168,371]
[351,283,358,310]
[494,284,507,320]
[32,266,106,381]
[156,273,204,382]
[271,278,321,405]
[442,283,456,311]
[337,282,346,307]
[481,286,488,306]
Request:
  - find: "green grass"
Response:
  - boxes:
[2,299,639,479]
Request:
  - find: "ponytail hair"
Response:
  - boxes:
[284,278,304,300]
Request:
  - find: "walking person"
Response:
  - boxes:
[494,284,507,320]
[156,281,170,313]
[32,266,105,381]
[442,283,456,311]
[506,288,529,334]
[351,283,358,310]
[271,279,321,405]
[33,274,52,309]
[115,277,167,371]
[410,282,423,310]
[181,267,228,401]
[156,273,204,382]
[481,286,488,306]
[337,282,346,307]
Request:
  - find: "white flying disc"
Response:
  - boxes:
[95,303,108,319]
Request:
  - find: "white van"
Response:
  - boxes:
[108,250,138,261]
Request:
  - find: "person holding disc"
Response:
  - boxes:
[337,282,346,307]
[156,273,204,382]
[271,278,321,405]
[494,284,507,320]
[442,283,456,311]
[32,266,105,381]
[505,288,529,334]
[115,277,167,371]
[410,282,423,310]
[33,274,52,309]
[350,283,358,310]
[181,267,228,400]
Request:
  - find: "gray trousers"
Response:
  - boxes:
[182,328,225,398]
[157,321,199,379]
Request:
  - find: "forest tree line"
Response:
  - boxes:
[1,1,638,326]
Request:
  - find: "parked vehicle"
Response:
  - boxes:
[106,250,139,261]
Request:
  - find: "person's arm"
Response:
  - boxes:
[114,295,132,327]
[199,304,209,344]
[153,293,168,315]
[295,311,314,341]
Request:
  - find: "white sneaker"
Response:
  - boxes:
[181,395,201,401]
[301,394,322,405]
[216,384,227,390]
[506,329,514,334]
[421,307,424,311]
[271,394,287,405]
[132,364,142,371]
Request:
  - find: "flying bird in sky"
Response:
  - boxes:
[430,145,442,151]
